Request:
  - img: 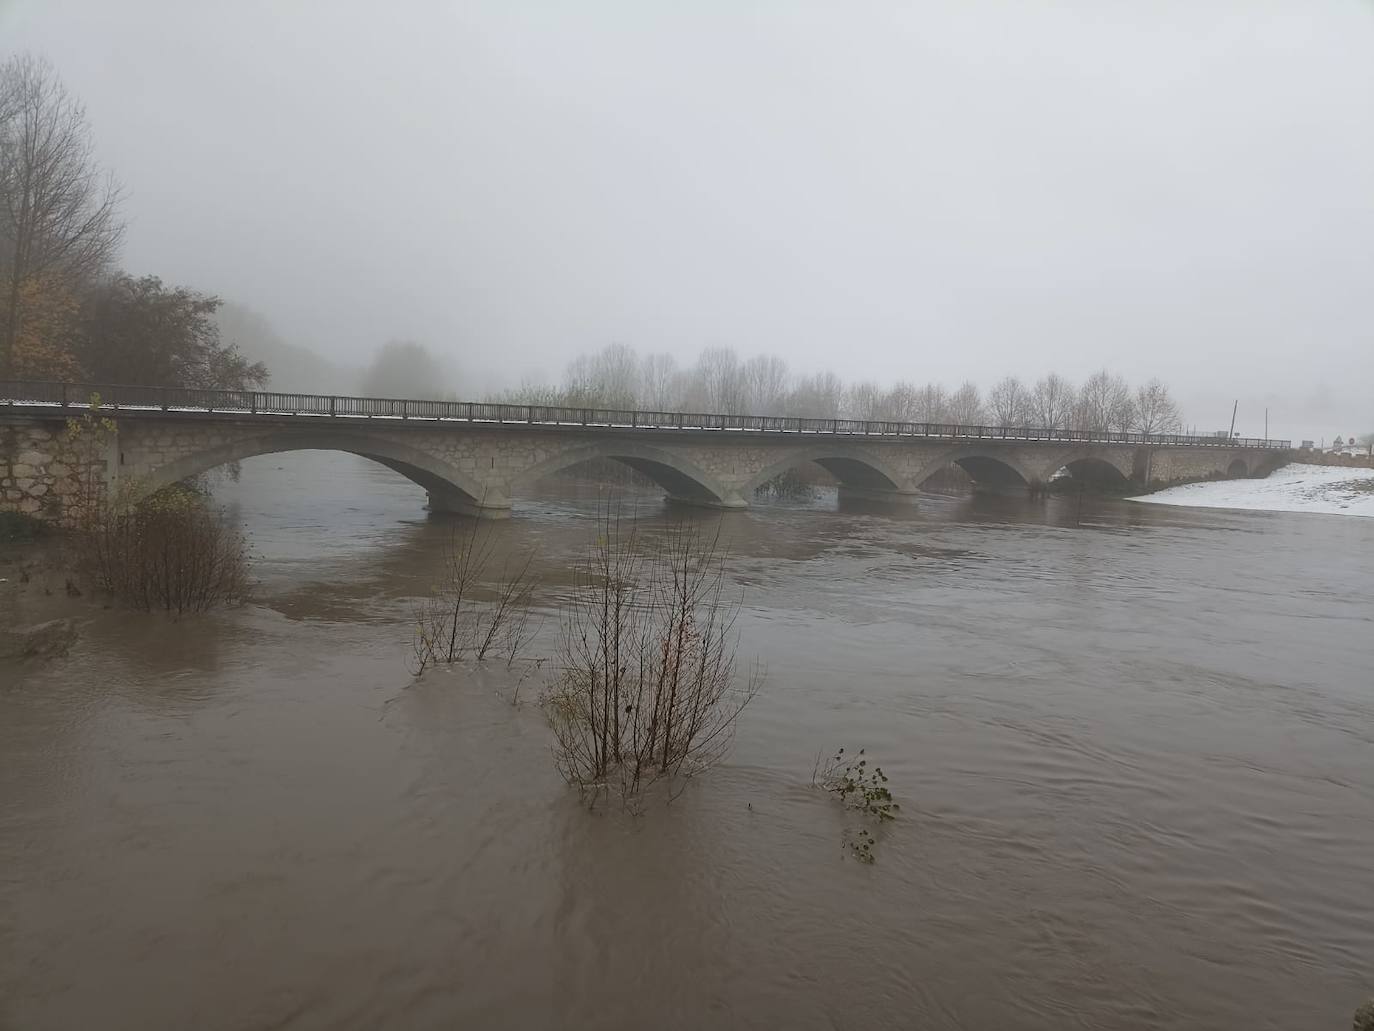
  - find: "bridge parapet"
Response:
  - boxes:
[0,381,1291,450]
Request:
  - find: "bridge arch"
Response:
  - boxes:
[131,429,492,512]
[512,441,742,508]
[911,445,1035,492]
[1047,450,1135,488]
[740,445,907,496]
[1226,457,1249,478]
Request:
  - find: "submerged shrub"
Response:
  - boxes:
[78,483,250,614]
[753,467,818,501]
[409,517,537,676]
[543,504,760,804]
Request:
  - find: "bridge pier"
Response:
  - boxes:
[426,488,512,520]
[971,482,1033,497]
[836,485,920,506]
[664,492,749,512]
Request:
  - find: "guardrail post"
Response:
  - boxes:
[330,396,336,417]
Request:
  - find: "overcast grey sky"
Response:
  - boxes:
[3,0,1371,440]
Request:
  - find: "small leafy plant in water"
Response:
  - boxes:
[849,826,876,863]
[815,747,899,863]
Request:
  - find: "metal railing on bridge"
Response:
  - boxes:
[0,380,1292,449]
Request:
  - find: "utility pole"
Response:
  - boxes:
[1228,400,1238,439]
[1264,408,1268,441]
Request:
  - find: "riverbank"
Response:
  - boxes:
[1128,463,1374,518]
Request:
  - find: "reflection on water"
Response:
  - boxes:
[3,451,1373,1030]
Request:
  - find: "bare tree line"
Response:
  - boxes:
[1,49,1185,439]
[494,342,1185,435]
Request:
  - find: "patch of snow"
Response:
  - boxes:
[1129,463,1374,518]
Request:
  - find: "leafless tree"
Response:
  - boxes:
[846,380,884,420]
[913,382,949,422]
[1074,369,1133,432]
[1030,373,1076,430]
[883,381,919,422]
[0,54,123,376]
[947,380,986,425]
[1131,377,1182,435]
[1110,389,1136,433]
[988,375,1031,427]
[639,351,679,410]
[784,370,845,418]
[695,346,747,413]
[564,342,641,409]
[742,353,790,412]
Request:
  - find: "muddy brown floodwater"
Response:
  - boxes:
[2,452,1372,1030]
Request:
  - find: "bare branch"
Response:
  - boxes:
[0,53,124,375]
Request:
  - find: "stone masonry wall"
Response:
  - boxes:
[1142,446,1276,485]
[0,419,113,528]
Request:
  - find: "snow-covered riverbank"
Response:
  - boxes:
[1130,463,1374,518]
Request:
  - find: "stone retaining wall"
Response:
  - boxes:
[0,420,112,528]
[1295,450,1373,469]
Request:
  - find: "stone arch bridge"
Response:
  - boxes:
[1,383,1290,522]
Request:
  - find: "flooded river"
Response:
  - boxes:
[3,452,1372,1030]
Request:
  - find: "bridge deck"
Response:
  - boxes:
[0,381,1291,449]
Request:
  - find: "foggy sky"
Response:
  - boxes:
[3,0,1371,441]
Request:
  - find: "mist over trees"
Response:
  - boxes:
[494,342,1185,435]
[79,275,266,389]
[0,53,263,391]
[2,50,1189,439]
[360,340,455,399]
[214,302,356,394]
